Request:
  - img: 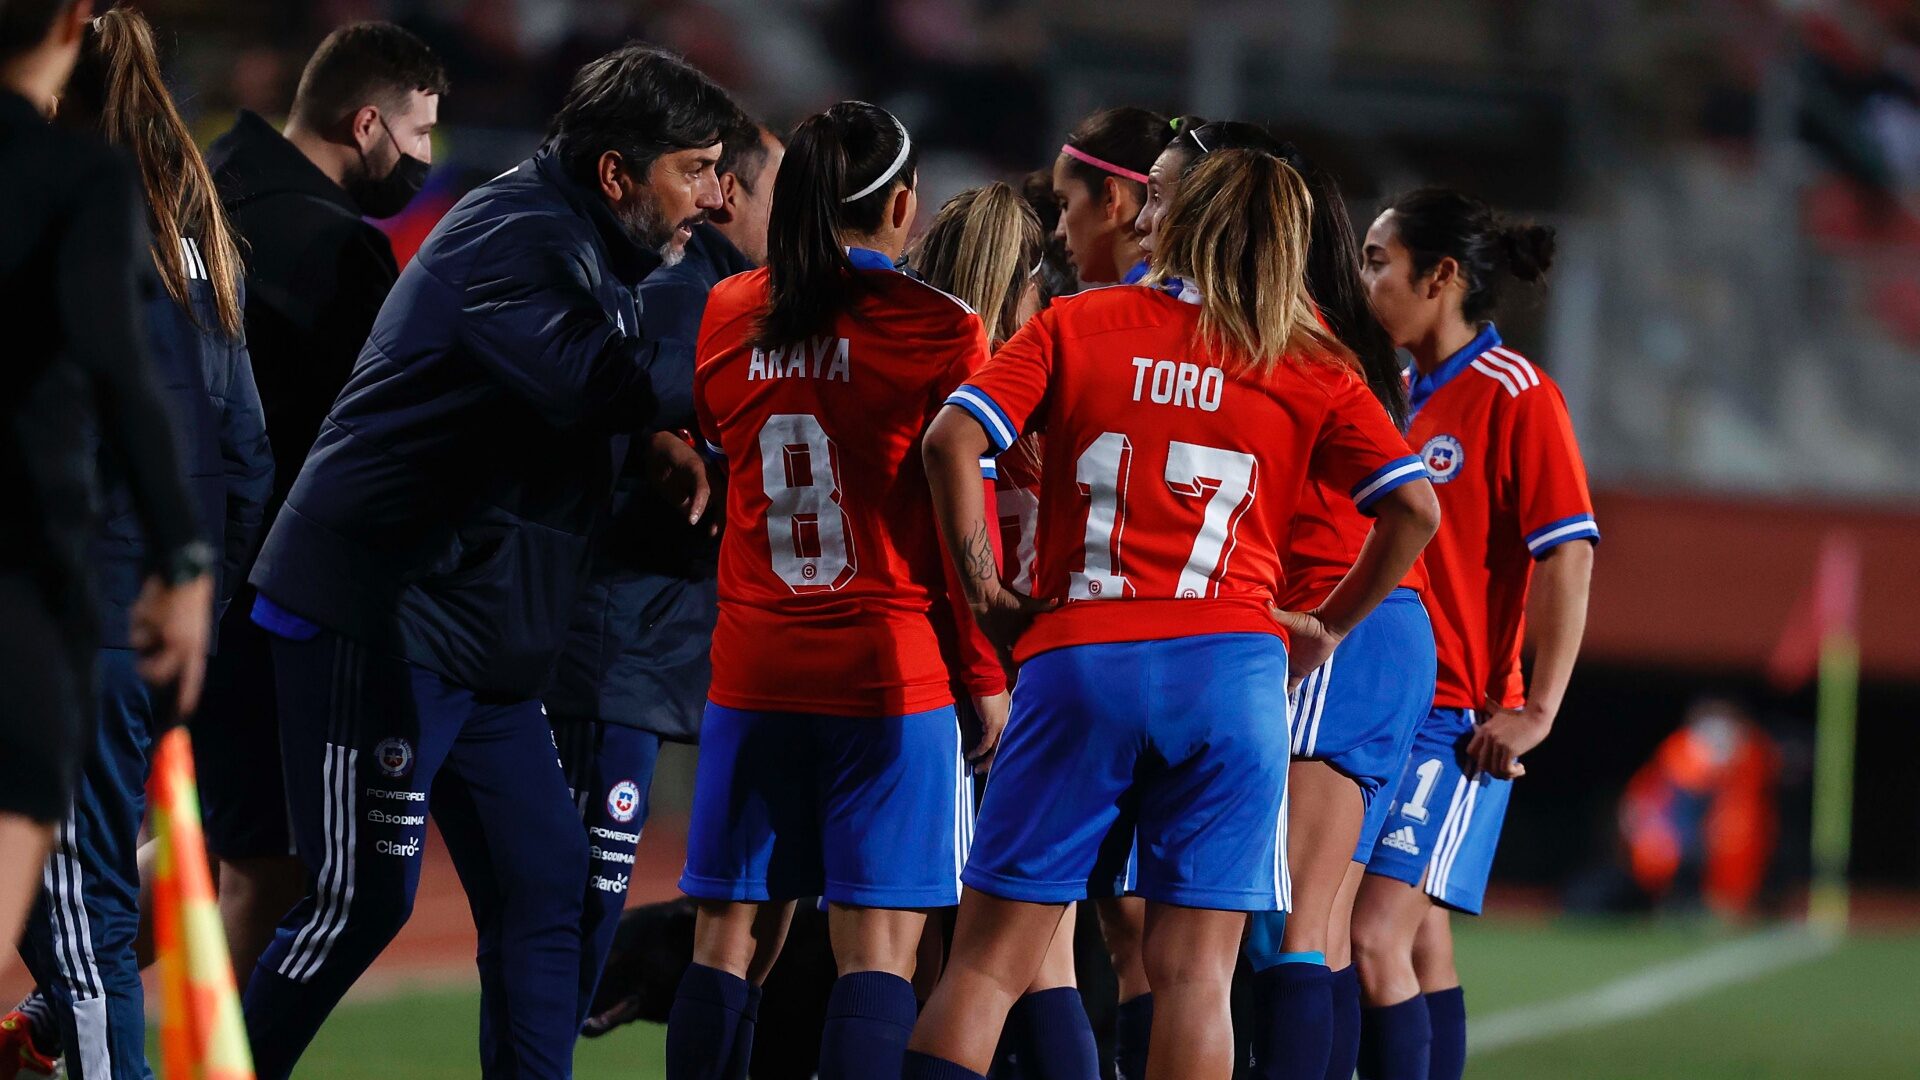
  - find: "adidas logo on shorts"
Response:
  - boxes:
[1381,826,1421,856]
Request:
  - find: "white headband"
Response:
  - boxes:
[843,111,912,203]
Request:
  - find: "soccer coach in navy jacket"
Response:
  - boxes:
[549,116,780,1029]
[240,46,739,1080]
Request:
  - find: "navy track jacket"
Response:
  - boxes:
[250,150,665,698]
[546,224,750,739]
[93,249,272,650]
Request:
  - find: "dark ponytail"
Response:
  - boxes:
[1170,119,1408,427]
[756,101,918,350]
[1294,156,1407,429]
[1501,222,1556,284]
[1018,168,1076,305]
[1384,188,1556,324]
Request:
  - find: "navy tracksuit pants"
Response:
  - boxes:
[243,628,589,1080]
[452,715,659,1073]
[16,649,156,1080]
[550,717,661,1024]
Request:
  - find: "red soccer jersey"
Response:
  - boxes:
[1407,325,1599,711]
[1277,309,1428,611]
[947,284,1426,663]
[993,438,1044,593]
[695,258,1004,716]
[1278,476,1431,612]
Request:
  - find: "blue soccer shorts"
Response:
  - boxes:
[1288,588,1437,863]
[1364,706,1514,915]
[680,703,970,908]
[965,632,1292,912]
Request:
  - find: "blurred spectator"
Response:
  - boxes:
[1620,698,1782,918]
[1571,698,1782,920]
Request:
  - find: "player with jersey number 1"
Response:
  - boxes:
[1349,189,1597,1080]
[669,101,1009,1080]
[903,149,1440,1080]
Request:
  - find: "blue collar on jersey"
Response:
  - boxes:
[1122,258,1150,285]
[846,246,896,271]
[1409,322,1502,417]
[1159,275,1201,304]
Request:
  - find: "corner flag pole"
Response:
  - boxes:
[1806,534,1861,936]
[150,727,255,1079]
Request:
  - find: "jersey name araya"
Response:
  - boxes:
[746,336,852,383]
[1406,323,1599,712]
[948,284,1425,663]
[694,255,1003,715]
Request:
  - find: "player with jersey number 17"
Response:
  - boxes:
[670,101,1009,1080]
[904,149,1440,1080]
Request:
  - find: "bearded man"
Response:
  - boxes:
[237,44,741,1080]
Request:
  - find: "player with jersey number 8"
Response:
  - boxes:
[904,149,1441,1080]
[670,100,1010,1080]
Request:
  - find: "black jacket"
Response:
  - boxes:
[91,246,272,650]
[0,91,197,623]
[546,224,750,739]
[206,110,398,518]
[250,150,664,699]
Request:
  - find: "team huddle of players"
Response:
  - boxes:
[668,96,1596,1080]
[0,10,1592,1078]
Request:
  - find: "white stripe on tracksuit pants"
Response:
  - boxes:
[16,649,164,1080]
[243,628,592,1080]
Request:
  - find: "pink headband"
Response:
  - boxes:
[1060,143,1149,185]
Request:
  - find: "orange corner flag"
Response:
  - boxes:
[1766,532,1862,692]
[148,727,255,1080]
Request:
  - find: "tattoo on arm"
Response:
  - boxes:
[961,521,997,588]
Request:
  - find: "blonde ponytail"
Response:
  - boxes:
[1145,148,1353,375]
[908,182,1043,346]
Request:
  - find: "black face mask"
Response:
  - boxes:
[348,115,429,218]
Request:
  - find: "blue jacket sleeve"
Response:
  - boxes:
[455,217,660,432]
[215,315,272,604]
[632,274,709,433]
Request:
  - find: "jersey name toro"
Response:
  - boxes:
[694,259,993,715]
[1406,324,1598,711]
[948,284,1425,662]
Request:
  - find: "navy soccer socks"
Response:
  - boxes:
[1326,965,1362,1080]
[818,970,920,1079]
[1007,986,1100,1078]
[1357,995,1431,1080]
[1424,987,1466,1080]
[666,963,754,1080]
[1114,992,1154,1080]
[729,980,762,1080]
[1251,956,1334,1080]
[901,1051,988,1080]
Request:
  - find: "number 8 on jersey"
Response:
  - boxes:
[759,413,856,591]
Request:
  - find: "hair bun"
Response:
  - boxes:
[1502,222,1556,282]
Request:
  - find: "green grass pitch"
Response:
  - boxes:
[273,918,1920,1079]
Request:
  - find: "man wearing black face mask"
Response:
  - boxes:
[198,21,446,987]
